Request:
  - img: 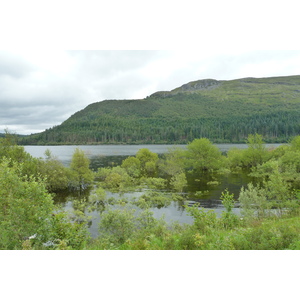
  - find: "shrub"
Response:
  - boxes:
[121,156,141,178]
[47,211,90,250]
[170,172,187,192]
[98,208,136,244]
[185,138,225,172]
[220,189,239,229]
[185,204,218,234]
[142,177,167,189]
[0,159,55,249]
[135,191,171,208]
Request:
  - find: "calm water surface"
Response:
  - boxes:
[24,144,281,237]
[24,143,281,167]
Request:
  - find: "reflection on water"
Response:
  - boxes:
[24,144,281,237]
[52,170,248,238]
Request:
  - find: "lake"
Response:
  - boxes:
[24,143,282,237]
[24,143,280,167]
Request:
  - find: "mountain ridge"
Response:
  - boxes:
[19,75,300,145]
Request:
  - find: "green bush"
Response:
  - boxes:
[121,156,141,178]
[219,189,239,229]
[170,172,187,192]
[142,177,167,189]
[47,211,90,250]
[185,204,218,234]
[135,191,171,208]
[136,148,159,177]
[185,138,225,172]
[37,150,70,191]
[0,159,55,249]
[97,166,134,192]
[238,183,271,221]
[98,207,136,244]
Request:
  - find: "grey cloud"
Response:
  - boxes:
[205,51,300,80]
[69,50,162,73]
[1,103,70,135]
[0,51,35,78]
[2,104,61,123]
[68,50,167,99]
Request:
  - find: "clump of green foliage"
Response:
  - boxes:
[227,133,270,170]
[134,191,172,209]
[219,189,239,229]
[69,148,95,190]
[0,158,55,249]
[38,149,70,191]
[0,157,90,250]
[170,172,187,192]
[185,138,226,172]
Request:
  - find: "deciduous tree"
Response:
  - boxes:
[70,148,94,190]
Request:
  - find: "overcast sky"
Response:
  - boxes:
[1,50,300,135]
[1,0,300,135]
[0,50,300,134]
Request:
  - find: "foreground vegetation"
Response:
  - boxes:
[2,131,300,250]
[20,75,300,145]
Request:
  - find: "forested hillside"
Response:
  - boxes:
[20,75,300,144]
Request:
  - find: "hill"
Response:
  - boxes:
[20,75,300,145]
